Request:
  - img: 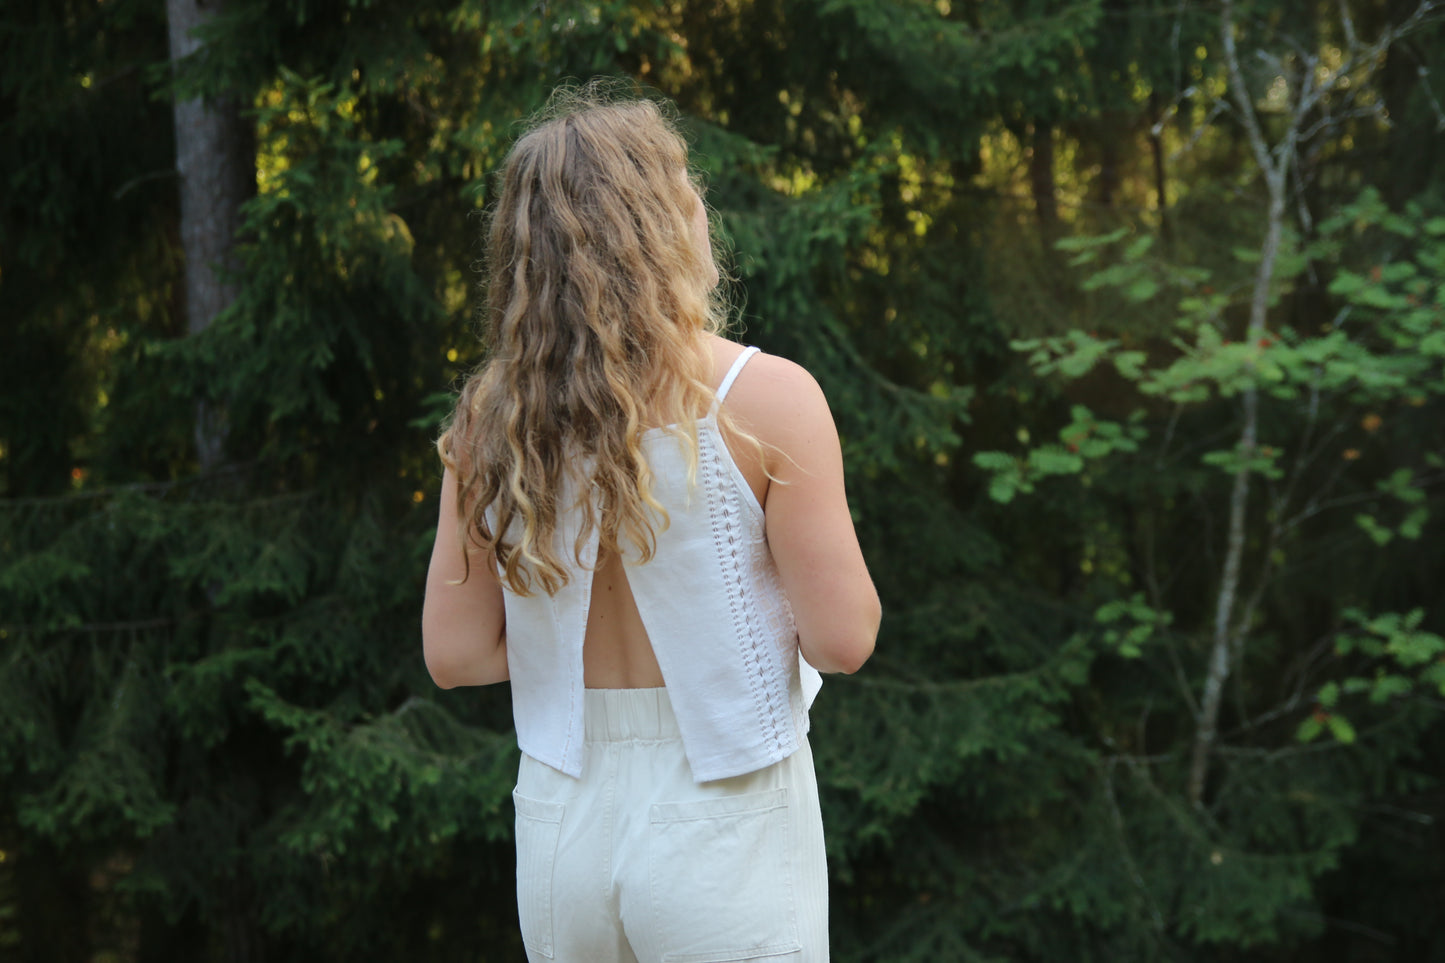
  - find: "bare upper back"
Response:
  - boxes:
[580,335,879,687]
[581,337,760,688]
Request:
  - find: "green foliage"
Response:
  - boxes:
[4,0,1445,960]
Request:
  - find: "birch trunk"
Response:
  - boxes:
[1186,0,1290,806]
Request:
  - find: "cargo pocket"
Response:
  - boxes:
[648,787,801,962]
[513,790,565,959]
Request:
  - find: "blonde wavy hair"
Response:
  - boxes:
[440,88,731,596]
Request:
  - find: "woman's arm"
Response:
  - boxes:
[736,354,881,674]
[422,468,509,687]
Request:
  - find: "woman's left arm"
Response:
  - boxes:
[422,468,509,687]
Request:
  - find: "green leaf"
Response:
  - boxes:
[987,474,1019,504]
[1326,715,1357,744]
[1369,675,1412,704]
[1399,507,1429,540]
[972,451,1016,471]
[1027,444,1084,477]
[1354,514,1394,546]
[1124,277,1159,302]
[1113,350,1147,379]
[1376,468,1421,503]
[1123,234,1154,260]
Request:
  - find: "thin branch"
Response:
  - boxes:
[1291,152,1315,237]
[114,168,178,200]
[1222,687,1307,737]
[1358,802,1436,826]
[1220,0,1279,178]
[1165,634,1203,718]
[1316,915,1399,947]
[1154,402,1183,467]
[1168,98,1228,164]
[1415,65,1445,131]
[1149,85,1198,138]
[1338,0,1359,49]
[1298,102,1390,144]
[1277,633,1343,712]
[1293,468,1445,530]
[1099,758,1170,938]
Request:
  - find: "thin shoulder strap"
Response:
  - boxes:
[715,346,761,406]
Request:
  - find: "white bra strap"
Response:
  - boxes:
[715,346,761,405]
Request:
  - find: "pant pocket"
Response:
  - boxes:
[513,790,565,960]
[648,787,801,963]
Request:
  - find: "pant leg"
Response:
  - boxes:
[612,716,829,962]
[514,749,637,963]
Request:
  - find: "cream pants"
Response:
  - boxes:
[512,687,830,962]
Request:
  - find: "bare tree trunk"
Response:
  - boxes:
[1028,122,1059,232]
[167,5,259,960]
[1187,0,1289,807]
[1184,0,1439,806]
[167,0,250,473]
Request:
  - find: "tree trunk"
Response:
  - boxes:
[1028,122,1059,232]
[167,0,251,473]
[1188,0,1291,806]
[1097,112,1121,210]
[1148,93,1171,245]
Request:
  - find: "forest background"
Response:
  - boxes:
[2,0,1444,960]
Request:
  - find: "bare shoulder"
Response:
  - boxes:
[711,340,831,434]
[712,340,878,675]
[735,350,820,394]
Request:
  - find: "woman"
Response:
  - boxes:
[422,88,880,963]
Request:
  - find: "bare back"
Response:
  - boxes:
[581,338,766,688]
[426,334,875,693]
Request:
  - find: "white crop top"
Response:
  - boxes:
[497,347,823,782]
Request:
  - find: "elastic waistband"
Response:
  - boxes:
[584,687,681,743]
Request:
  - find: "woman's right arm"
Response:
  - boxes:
[422,468,510,688]
[742,355,880,674]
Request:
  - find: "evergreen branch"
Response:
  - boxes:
[0,481,180,507]
[1098,757,1171,940]
[0,452,302,507]
[849,659,1061,695]
[0,475,320,509]
[0,617,179,635]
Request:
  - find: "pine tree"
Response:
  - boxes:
[3,0,1443,960]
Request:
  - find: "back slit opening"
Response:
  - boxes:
[582,547,665,689]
